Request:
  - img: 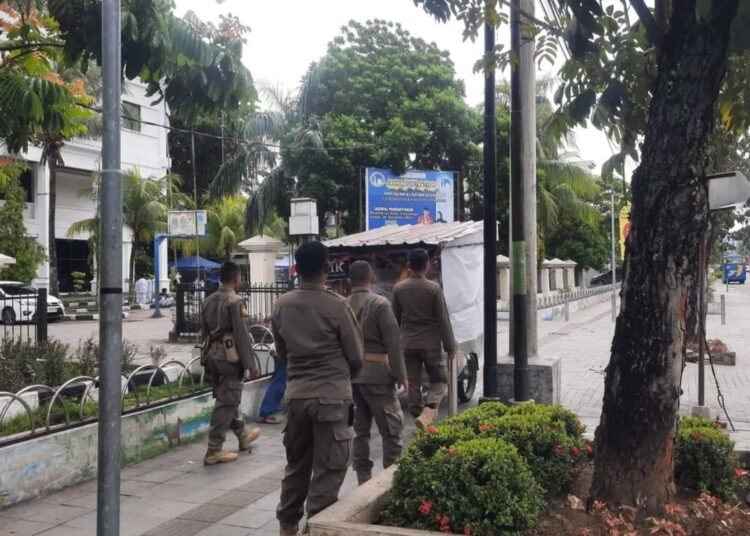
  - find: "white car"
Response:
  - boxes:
[0,281,66,325]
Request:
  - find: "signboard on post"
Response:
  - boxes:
[365,168,454,230]
[168,210,208,236]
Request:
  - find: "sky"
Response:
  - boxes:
[174,0,618,172]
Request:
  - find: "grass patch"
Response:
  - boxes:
[1,375,209,438]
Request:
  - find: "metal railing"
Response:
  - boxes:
[0,326,276,447]
[497,283,621,312]
[174,283,288,337]
[0,288,50,343]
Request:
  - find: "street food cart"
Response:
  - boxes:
[324,221,484,405]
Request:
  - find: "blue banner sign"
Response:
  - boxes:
[365,168,454,230]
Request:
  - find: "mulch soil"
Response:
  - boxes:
[530,464,750,536]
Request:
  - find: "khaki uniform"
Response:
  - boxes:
[392,274,456,417]
[347,288,406,484]
[272,283,364,526]
[200,287,258,453]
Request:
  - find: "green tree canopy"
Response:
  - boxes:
[0,162,46,282]
[278,19,480,234]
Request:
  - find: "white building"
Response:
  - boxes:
[1,80,171,293]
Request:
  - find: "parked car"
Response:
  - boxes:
[589,268,623,287]
[0,281,66,325]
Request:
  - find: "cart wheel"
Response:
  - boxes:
[458,352,478,403]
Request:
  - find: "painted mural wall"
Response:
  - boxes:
[0,377,269,507]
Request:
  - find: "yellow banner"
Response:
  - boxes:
[619,202,631,260]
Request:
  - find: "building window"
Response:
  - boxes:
[122,102,141,132]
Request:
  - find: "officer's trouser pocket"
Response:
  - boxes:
[316,399,354,470]
[384,408,404,437]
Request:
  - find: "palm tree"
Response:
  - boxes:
[206,196,246,260]
[496,78,601,240]
[209,83,323,235]
[70,171,182,301]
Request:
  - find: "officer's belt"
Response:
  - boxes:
[364,353,388,364]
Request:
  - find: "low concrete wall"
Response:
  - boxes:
[0,376,270,508]
[309,466,442,536]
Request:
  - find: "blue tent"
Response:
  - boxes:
[170,256,222,270]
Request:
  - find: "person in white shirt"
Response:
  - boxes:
[159,288,175,307]
[134,275,149,305]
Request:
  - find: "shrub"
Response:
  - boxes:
[675,418,737,500]
[441,401,508,430]
[382,438,543,536]
[72,337,99,378]
[408,423,475,458]
[477,412,588,495]
[504,403,585,439]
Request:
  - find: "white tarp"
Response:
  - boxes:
[441,243,483,345]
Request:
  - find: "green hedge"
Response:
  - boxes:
[383,438,543,536]
[382,403,588,534]
[675,417,737,500]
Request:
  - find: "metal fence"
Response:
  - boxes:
[0,324,277,448]
[174,283,288,338]
[497,283,621,312]
[0,288,50,343]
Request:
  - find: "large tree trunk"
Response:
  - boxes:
[590,0,738,512]
[48,158,60,297]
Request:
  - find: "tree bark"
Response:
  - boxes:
[590,0,738,512]
[48,158,60,297]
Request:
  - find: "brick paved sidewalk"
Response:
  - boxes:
[0,420,421,536]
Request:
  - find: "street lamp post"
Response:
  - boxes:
[98,0,123,533]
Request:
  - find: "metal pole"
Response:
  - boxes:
[98,0,122,532]
[153,236,162,318]
[610,184,617,321]
[448,357,458,416]
[191,132,201,286]
[481,21,499,400]
[37,288,48,343]
[510,0,529,402]
[721,293,726,325]
[520,0,537,358]
[698,233,707,407]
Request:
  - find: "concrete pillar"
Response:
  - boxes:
[540,268,550,295]
[33,164,50,289]
[239,235,285,285]
[122,240,132,296]
[498,268,510,301]
[554,268,564,291]
[158,238,169,294]
[566,267,576,289]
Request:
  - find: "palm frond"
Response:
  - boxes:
[537,186,559,230]
[245,167,293,235]
[549,183,600,225]
[67,218,98,238]
[538,160,600,199]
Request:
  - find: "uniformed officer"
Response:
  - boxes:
[392,248,456,430]
[346,261,407,486]
[272,241,363,536]
[200,261,262,465]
